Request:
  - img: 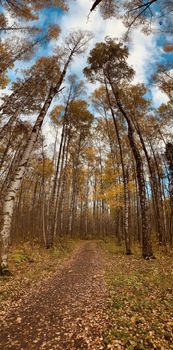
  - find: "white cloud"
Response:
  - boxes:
[58,0,126,96]
[0,86,12,106]
[58,0,161,90]
[151,86,169,107]
[60,0,125,39]
[127,29,159,84]
[1,2,161,100]
[0,2,166,147]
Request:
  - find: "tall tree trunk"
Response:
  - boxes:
[0,47,77,271]
[48,86,73,246]
[56,129,71,236]
[133,115,165,245]
[165,142,173,245]
[105,81,131,254]
[0,85,56,273]
[149,140,166,245]
[52,120,69,240]
[47,117,67,247]
[41,137,47,247]
[110,84,153,258]
[69,132,82,235]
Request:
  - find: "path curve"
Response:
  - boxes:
[0,241,108,350]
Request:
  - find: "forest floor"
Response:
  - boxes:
[102,241,173,350]
[0,240,173,350]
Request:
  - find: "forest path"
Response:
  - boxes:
[0,241,108,350]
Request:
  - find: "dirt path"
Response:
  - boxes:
[0,241,108,350]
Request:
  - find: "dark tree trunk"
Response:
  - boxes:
[105,80,131,254]
[110,84,153,258]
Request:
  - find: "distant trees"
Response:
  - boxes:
[0,29,92,273]
[0,1,173,275]
[1,55,173,272]
[84,38,154,258]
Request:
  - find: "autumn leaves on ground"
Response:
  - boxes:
[0,240,173,350]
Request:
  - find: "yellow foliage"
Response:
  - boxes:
[0,74,9,89]
[31,158,54,178]
[47,25,61,39]
[163,44,173,52]
[50,105,64,125]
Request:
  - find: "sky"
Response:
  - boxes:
[4,0,171,103]
[1,0,172,145]
[41,0,171,143]
[57,0,170,105]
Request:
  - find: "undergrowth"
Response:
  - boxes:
[0,237,79,308]
[101,238,173,350]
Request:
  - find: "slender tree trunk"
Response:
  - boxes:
[165,142,173,246]
[69,144,80,235]
[47,118,67,247]
[85,165,90,237]
[0,47,77,269]
[110,84,153,258]
[52,121,69,240]
[149,140,166,245]
[48,87,73,245]
[0,84,57,273]
[133,116,165,245]
[41,137,47,247]
[55,128,71,237]
[105,81,131,254]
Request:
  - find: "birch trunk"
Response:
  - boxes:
[55,129,71,237]
[47,118,66,247]
[48,87,73,245]
[149,140,166,245]
[133,117,165,245]
[0,43,78,270]
[0,85,56,272]
[110,84,153,258]
[105,80,131,254]
[69,133,82,235]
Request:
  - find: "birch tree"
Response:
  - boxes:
[0,30,92,274]
[84,38,154,258]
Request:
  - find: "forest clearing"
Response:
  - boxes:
[0,0,173,349]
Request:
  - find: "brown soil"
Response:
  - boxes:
[0,241,108,350]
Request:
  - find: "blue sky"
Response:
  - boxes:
[2,1,172,104]
[63,1,171,106]
[1,0,172,143]
[5,7,63,81]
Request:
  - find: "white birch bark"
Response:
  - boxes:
[0,31,91,270]
[0,86,55,269]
